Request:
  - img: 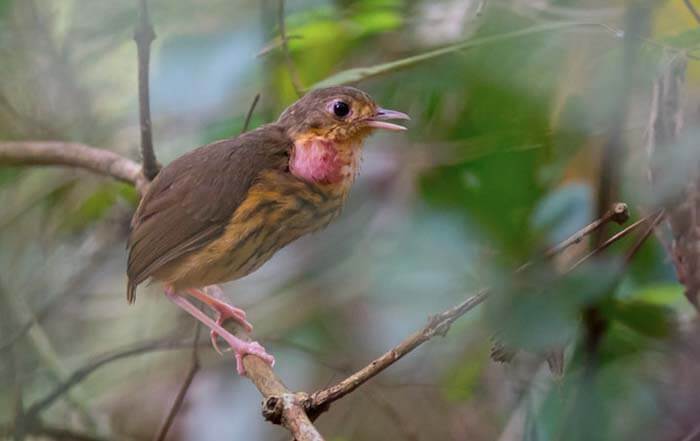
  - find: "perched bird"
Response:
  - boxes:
[126,86,409,375]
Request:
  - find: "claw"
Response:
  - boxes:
[233,341,276,375]
[166,290,275,377]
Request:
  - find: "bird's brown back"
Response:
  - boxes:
[126,124,291,302]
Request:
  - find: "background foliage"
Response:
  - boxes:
[1,0,699,440]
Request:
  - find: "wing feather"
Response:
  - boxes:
[126,125,291,302]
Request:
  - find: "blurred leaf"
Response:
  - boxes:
[531,183,592,245]
[441,348,488,402]
[312,22,616,89]
[605,300,676,339]
[661,27,700,49]
[487,260,620,352]
[0,167,21,187]
[632,283,685,306]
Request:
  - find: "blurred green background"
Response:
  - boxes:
[1,0,699,440]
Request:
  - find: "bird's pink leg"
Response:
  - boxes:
[165,288,274,375]
[186,286,253,354]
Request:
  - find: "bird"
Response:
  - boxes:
[126,86,409,375]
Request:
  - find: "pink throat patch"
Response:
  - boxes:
[289,138,347,184]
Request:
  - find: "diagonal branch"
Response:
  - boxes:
[304,202,635,417]
[685,0,700,24]
[154,324,202,441]
[134,0,159,180]
[0,141,148,194]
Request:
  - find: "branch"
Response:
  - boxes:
[134,0,159,180]
[685,0,700,24]
[0,141,148,194]
[154,324,201,441]
[278,0,303,96]
[241,93,261,134]
[243,355,324,441]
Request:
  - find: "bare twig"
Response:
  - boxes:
[567,212,656,272]
[0,141,148,194]
[241,93,261,134]
[623,210,666,264]
[23,336,196,421]
[26,424,109,441]
[154,324,202,441]
[278,0,303,96]
[685,0,700,24]
[544,202,629,259]
[517,202,629,272]
[134,0,159,180]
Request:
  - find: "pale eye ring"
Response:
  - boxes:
[330,100,351,118]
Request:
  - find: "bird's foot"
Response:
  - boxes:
[166,288,274,376]
[228,339,275,376]
[186,287,254,354]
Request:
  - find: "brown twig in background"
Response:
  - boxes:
[623,210,666,264]
[23,336,197,422]
[134,0,159,180]
[517,202,629,272]
[278,0,304,96]
[154,324,202,441]
[241,93,261,134]
[0,141,147,194]
[567,212,656,272]
[685,0,700,24]
[544,202,629,259]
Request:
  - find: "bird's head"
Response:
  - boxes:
[278,86,409,144]
[277,86,409,186]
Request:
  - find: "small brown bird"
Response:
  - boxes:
[126,86,409,374]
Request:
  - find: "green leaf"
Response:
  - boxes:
[661,28,700,49]
[606,300,676,339]
[311,22,618,89]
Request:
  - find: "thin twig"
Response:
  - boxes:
[278,0,303,96]
[134,0,159,180]
[567,213,656,272]
[23,336,197,421]
[0,141,148,194]
[26,424,109,441]
[154,324,202,441]
[544,202,629,259]
[623,210,665,264]
[517,202,629,272]
[241,93,261,134]
[685,0,700,24]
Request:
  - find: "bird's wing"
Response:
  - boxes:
[126,125,291,302]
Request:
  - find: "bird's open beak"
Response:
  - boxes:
[366,107,410,131]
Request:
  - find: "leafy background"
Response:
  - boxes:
[1,0,699,440]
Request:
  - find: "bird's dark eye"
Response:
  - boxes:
[333,101,350,118]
